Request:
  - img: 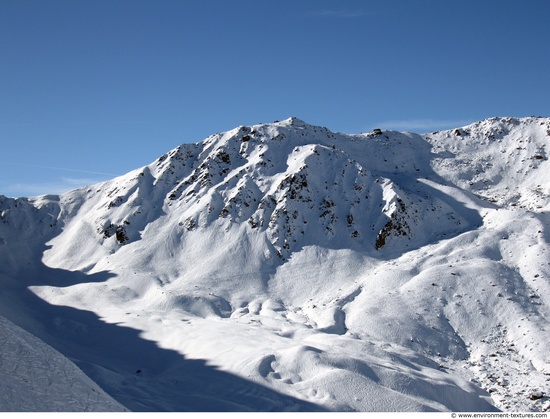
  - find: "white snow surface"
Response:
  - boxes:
[1,116,550,411]
[0,314,126,411]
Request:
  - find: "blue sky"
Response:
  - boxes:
[1,0,549,197]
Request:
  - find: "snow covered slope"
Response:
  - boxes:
[0,315,126,411]
[1,116,549,411]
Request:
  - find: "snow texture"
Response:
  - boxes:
[0,315,126,411]
[1,116,550,412]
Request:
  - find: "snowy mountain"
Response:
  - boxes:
[1,116,549,412]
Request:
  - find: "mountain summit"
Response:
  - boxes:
[1,117,549,412]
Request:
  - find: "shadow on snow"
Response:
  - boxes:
[0,244,325,412]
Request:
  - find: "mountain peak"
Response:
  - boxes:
[277,116,308,126]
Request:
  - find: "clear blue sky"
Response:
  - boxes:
[1,0,549,197]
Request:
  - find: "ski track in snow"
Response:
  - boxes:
[1,116,550,412]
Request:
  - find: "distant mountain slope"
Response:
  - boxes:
[426,116,550,211]
[0,117,549,412]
